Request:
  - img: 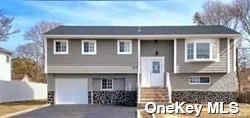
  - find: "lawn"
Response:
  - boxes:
[140,104,250,118]
[0,100,46,117]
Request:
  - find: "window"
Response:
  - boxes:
[187,43,194,59]
[185,39,219,62]
[82,40,96,55]
[101,79,113,90]
[53,40,68,54]
[189,76,211,84]
[196,43,210,59]
[117,40,132,54]
[152,61,160,73]
[6,56,10,63]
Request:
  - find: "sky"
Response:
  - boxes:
[0,0,232,51]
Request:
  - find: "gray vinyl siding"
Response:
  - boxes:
[47,74,137,91]
[170,72,238,92]
[140,40,174,72]
[176,38,228,73]
[47,39,138,73]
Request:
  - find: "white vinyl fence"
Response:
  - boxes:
[0,80,47,103]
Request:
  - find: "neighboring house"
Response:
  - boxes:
[0,47,11,81]
[12,74,31,82]
[44,25,240,105]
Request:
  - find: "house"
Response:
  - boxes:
[12,74,31,82]
[0,47,12,81]
[44,25,240,105]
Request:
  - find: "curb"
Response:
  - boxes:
[1,104,50,118]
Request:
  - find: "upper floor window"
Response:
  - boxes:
[82,40,96,55]
[189,76,211,85]
[117,40,132,54]
[53,40,68,54]
[185,39,219,62]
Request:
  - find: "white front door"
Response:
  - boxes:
[141,57,165,87]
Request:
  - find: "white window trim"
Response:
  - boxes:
[117,40,132,54]
[185,39,220,62]
[53,40,68,54]
[188,76,211,85]
[81,40,97,55]
[101,78,113,91]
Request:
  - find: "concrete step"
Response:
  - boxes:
[141,93,168,98]
[138,102,172,109]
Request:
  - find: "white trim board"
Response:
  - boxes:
[227,38,231,73]
[44,34,241,39]
[173,39,177,73]
[44,37,47,73]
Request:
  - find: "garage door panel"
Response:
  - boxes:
[55,78,88,104]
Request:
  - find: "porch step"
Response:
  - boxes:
[140,87,169,104]
[137,102,172,109]
[141,99,167,103]
[141,93,168,98]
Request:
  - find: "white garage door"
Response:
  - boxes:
[55,78,88,104]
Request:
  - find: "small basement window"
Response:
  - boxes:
[53,40,68,54]
[101,79,113,90]
[189,76,211,84]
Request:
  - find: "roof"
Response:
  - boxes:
[44,25,240,35]
[0,47,12,54]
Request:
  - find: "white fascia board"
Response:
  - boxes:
[44,34,241,39]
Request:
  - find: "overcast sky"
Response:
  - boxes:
[0,0,232,51]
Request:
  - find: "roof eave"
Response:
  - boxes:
[44,34,241,39]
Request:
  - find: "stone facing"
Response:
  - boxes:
[172,91,237,104]
[89,91,137,106]
[49,90,236,105]
[48,91,55,104]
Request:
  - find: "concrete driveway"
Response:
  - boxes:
[13,104,136,118]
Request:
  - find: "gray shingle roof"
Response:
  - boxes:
[0,47,12,54]
[44,25,240,35]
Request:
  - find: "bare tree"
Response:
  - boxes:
[15,43,41,63]
[234,0,250,36]
[0,9,19,41]
[193,0,250,91]
[24,21,61,66]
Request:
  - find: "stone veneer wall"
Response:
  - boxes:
[89,91,137,106]
[172,91,237,104]
[48,91,55,104]
[47,90,137,106]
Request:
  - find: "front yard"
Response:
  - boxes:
[0,100,46,117]
[140,104,250,118]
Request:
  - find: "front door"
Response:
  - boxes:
[141,57,164,87]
